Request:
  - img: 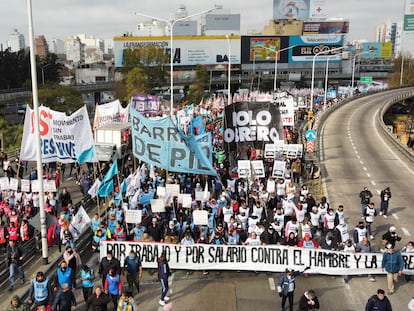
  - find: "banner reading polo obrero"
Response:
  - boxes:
[93,99,129,129]
[130,106,217,176]
[20,105,96,163]
[224,101,283,151]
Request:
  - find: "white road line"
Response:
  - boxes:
[355,151,358,154]
[370,180,376,186]
[392,213,399,220]
[402,227,411,236]
[357,155,361,159]
[363,167,367,171]
[360,161,364,164]
[366,173,371,178]
[376,190,380,194]
[268,277,276,291]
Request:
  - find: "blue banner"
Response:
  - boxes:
[130,107,217,176]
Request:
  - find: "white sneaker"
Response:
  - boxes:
[379,212,383,216]
[383,215,387,218]
[159,300,166,306]
[370,235,374,240]
[164,296,170,302]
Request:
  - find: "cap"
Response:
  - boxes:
[11,295,19,301]
[389,226,396,232]
[268,225,274,230]
[237,224,242,229]
[152,217,157,222]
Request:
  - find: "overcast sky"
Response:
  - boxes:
[0,0,407,48]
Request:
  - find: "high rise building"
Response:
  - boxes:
[36,35,49,58]
[7,29,25,52]
[375,20,403,56]
[48,38,65,55]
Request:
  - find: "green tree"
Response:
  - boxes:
[37,84,84,114]
[186,64,209,105]
[0,118,23,152]
[123,45,169,99]
[388,54,414,87]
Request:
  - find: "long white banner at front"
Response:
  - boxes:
[100,241,414,276]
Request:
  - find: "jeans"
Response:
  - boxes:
[9,263,25,288]
[160,277,169,301]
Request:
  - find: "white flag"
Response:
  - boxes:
[88,179,101,198]
[72,206,91,233]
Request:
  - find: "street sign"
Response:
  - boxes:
[306,140,315,153]
[305,129,317,141]
[360,76,373,84]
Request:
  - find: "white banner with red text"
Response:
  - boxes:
[99,241,414,275]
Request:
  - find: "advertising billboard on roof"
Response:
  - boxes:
[361,42,393,59]
[273,0,327,19]
[303,20,349,34]
[288,35,344,63]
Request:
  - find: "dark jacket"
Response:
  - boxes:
[98,257,121,278]
[85,292,111,311]
[298,291,320,310]
[6,244,24,266]
[157,256,171,280]
[52,289,76,311]
[365,294,392,311]
[382,250,404,274]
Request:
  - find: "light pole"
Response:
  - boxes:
[134,6,218,116]
[255,44,297,91]
[323,51,347,110]
[41,63,52,86]
[351,51,370,97]
[310,46,345,113]
[225,34,231,106]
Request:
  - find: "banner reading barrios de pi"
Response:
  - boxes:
[20,105,95,163]
[224,101,283,151]
[100,241,414,276]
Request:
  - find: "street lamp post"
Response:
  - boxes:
[323,51,347,111]
[41,63,52,86]
[310,46,345,113]
[134,6,218,117]
[225,35,231,106]
[351,51,370,97]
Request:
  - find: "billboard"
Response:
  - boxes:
[273,0,327,19]
[288,35,344,62]
[240,36,290,64]
[205,14,241,30]
[361,42,393,59]
[113,35,241,67]
[404,0,414,32]
[303,20,349,34]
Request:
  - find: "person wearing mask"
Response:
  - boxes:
[85,286,111,311]
[6,239,25,291]
[80,265,95,303]
[298,289,320,311]
[28,271,53,308]
[365,289,392,311]
[379,187,391,217]
[381,243,403,295]
[157,251,171,307]
[52,283,76,311]
[104,269,122,310]
[122,250,142,295]
[382,226,402,249]
[98,250,121,287]
[63,246,82,289]
[53,261,72,292]
[277,267,310,311]
[359,186,372,218]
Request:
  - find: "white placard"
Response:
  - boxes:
[9,178,19,191]
[0,177,9,190]
[272,160,286,179]
[21,179,30,192]
[195,190,209,202]
[31,180,39,193]
[264,144,276,158]
[166,184,180,197]
[181,194,192,208]
[151,198,166,213]
[192,210,209,225]
[125,209,142,224]
[237,160,251,179]
[44,180,57,192]
[157,186,166,197]
[251,160,265,178]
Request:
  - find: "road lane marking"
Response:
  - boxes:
[392,213,399,220]
[360,161,364,164]
[402,227,411,236]
[370,180,376,186]
[268,277,276,291]
[366,173,371,178]
[363,167,367,171]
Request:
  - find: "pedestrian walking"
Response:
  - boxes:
[298,289,320,311]
[85,286,111,311]
[116,292,138,311]
[365,289,392,311]
[382,226,402,249]
[277,267,309,311]
[158,251,171,307]
[63,246,82,289]
[104,268,122,310]
[98,250,121,287]
[381,244,403,295]
[6,239,25,291]
[122,250,143,295]
[51,283,76,311]
[53,260,72,292]
[379,187,391,217]
[28,271,53,308]
[363,202,377,240]
[359,186,372,218]
[80,265,95,303]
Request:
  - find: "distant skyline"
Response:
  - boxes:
[0,0,409,49]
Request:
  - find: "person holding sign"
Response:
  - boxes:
[277,267,309,311]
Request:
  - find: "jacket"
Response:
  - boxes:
[6,244,24,266]
[381,250,403,274]
[298,291,320,310]
[157,256,171,280]
[52,290,76,311]
[365,295,392,311]
[85,293,111,311]
[277,271,301,296]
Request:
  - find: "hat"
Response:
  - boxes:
[389,226,396,232]
[237,224,242,229]
[11,295,19,302]
[152,217,157,222]
[268,225,274,230]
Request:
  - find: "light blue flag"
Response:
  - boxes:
[102,161,118,184]
[97,179,114,197]
[76,145,96,164]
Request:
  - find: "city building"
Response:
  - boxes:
[35,35,49,58]
[7,29,25,52]
[375,20,403,56]
[48,38,65,55]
